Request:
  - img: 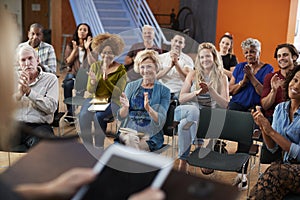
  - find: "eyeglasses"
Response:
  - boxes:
[101,51,114,55]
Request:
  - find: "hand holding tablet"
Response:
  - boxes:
[72,144,173,200]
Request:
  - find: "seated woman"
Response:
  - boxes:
[117,50,170,151]
[250,65,300,199]
[175,42,229,173]
[79,33,127,148]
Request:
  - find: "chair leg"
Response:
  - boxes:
[8,151,11,167]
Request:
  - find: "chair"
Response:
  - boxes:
[61,67,88,135]
[186,107,256,197]
[161,99,178,157]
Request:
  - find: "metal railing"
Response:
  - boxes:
[69,0,105,35]
[123,0,170,46]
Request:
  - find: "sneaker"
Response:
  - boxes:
[232,175,242,186]
[237,179,248,191]
[64,116,74,124]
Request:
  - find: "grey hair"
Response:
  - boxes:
[29,23,44,31]
[241,38,261,52]
[142,25,154,32]
[17,44,38,61]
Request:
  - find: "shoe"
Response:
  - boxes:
[232,175,242,186]
[64,116,74,124]
[200,168,214,175]
[237,179,248,191]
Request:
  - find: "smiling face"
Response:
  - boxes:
[219,37,231,54]
[101,46,115,64]
[288,71,300,100]
[77,24,89,39]
[28,27,43,48]
[142,27,155,43]
[242,46,260,64]
[139,58,157,81]
[199,48,214,71]
[277,47,295,70]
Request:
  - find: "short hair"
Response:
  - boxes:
[92,33,125,56]
[241,38,261,52]
[142,25,154,32]
[134,50,161,73]
[29,23,44,32]
[17,44,38,61]
[284,64,300,100]
[274,43,299,61]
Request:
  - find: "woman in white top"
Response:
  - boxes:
[175,42,229,173]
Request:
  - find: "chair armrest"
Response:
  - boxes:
[249,144,259,156]
[252,129,261,140]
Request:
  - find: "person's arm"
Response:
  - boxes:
[208,74,229,108]
[65,41,78,65]
[84,36,97,65]
[128,188,165,200]
[261,73,283,110]
[42,45,57,73]
[252,106,291,152]
[178,70,196,103]
[229,73,248,95]
[244,64,263,95]
[27,74,59,114]
[223,69,233,79]
[14,168,96,200]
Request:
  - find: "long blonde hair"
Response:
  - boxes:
[0,7,18,150]
[194,42,224,94]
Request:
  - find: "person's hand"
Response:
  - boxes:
[15,168,96,200]
[170,51,179,66]
[120,92,129,108]
[84,36,92,50]
[251,106,272,135]
[71,40,78,52]
[45,168,96,199]
[87,70,96,85]
[244,64,254,79]
[194,82,209,96]
[144,92,150,112]
[128,188,165,200]
[270,73,284,91]
[18,70,31,96]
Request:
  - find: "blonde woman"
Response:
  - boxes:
[175,42,229,173]
[117,50,170,151]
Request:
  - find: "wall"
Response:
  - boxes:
[51,0,76,71]
[147,0,180,26]
[216,0,298,70]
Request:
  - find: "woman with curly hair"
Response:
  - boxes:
[63,23,97,122]
[79,33,127,148]
[250,65,300,199]
[175,42,229,173]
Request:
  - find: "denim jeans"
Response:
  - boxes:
[63,73,75,115]
[79,98,107,147]
[174,104,200,160]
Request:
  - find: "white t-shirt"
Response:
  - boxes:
[159,52,194,93]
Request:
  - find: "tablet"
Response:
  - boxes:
[72,144,174,200]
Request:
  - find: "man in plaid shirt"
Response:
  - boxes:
[18,23,57,73]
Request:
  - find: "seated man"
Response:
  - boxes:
[14,44,58,150]
[17,23,57,73]
[157,34,194,100]
[124,25,162,82]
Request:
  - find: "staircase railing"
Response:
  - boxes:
[69,0,104,35]
[123,0,170,46]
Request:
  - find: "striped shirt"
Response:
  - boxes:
[18,41,57,73]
